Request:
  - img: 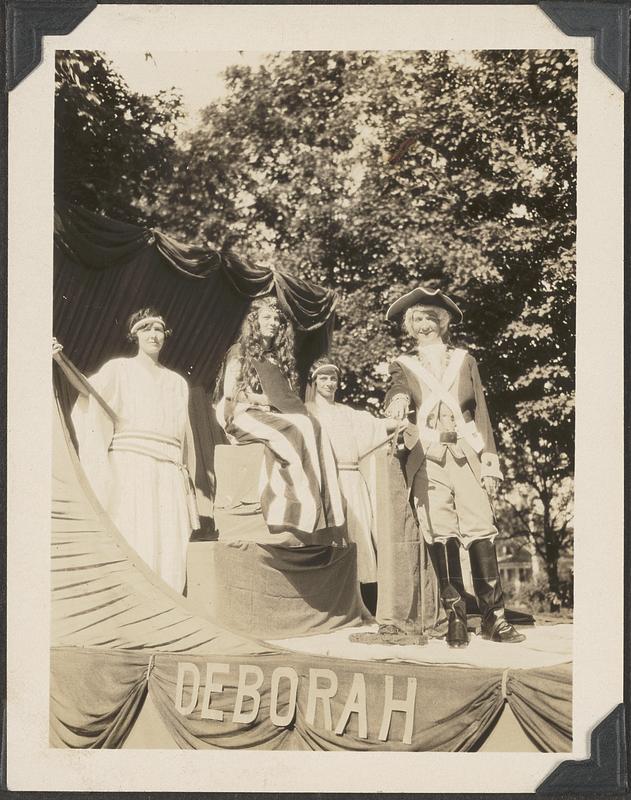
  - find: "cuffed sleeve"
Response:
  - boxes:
[384,360,411,408]
[480,452,503,480]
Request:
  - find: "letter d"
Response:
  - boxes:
[174,661,201,715]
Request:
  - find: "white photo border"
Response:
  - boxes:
[6,2,625,792]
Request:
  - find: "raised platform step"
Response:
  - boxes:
[187,540,368,639]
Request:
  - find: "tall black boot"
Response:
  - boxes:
[469,539,526,643]
[445,538,479,615]
[427,541,469,648]
[447,539,536,626]
[360,582,378,616]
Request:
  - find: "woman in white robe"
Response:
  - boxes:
[306,359,398,611]
[59,308,198,593]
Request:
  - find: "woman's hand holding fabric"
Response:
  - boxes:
[245,391,271,412]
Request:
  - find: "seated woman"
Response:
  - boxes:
[216,296,344,541]
[55,308,199,594]
[306,358,399,613]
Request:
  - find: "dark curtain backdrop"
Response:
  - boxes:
[53,204,337,521]
[54,203,337,391]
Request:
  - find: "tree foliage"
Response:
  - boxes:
[495,423,574,595]
[55,50,184,226]
[164,51,575,414]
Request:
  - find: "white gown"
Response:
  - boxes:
[71,356,197,593]
[307,399,390,583]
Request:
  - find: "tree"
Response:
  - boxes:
[495,421,574,597]
[55,50,184,226]
[163,50,575,407]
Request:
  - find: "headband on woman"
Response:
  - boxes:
[130,316,166,336]
[308,363,340,382]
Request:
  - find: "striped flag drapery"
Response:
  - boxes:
[226,407,345,538]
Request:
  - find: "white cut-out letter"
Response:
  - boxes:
[232,664,264,724]
[334,673,368,739]
[174,661,201,716]
[269,667,299,727]
[378,676,417,745]
[201,662,230,721]
[305,668,338,730]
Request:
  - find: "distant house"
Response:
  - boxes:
[495,533,573,589]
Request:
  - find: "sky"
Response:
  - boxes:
[107,50,267,130]
[105,49,480,133]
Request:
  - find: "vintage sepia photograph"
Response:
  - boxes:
[50,45,575,752]
[5,2,626,793]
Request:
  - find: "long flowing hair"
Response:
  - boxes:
[235,296,298,393]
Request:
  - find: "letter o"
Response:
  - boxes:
[269,667,299,727]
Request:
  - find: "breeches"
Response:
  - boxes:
[411,450,497,548]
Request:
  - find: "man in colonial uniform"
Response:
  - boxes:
[384,287,525,646]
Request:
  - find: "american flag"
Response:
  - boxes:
[226,408,345,536]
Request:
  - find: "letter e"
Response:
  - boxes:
[201,663,230,721]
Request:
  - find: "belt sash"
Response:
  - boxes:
[109,430,200,530]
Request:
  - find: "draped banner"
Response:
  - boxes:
[51,646,572,752]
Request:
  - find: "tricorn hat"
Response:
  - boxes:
[385,286,463,324]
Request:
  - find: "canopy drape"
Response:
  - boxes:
[54,203,337,391]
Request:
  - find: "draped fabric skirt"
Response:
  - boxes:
[338,466,378,583]
[107,433,193,593]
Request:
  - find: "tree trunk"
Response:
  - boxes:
[543,538,561,612]
[545,558,560,596]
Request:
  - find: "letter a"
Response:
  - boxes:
[334,673,368,739]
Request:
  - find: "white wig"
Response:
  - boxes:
[403,304,451,339]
